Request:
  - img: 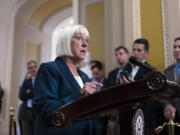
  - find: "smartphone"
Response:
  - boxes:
[120,71,129,80]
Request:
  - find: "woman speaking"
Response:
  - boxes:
[33,25,102,135]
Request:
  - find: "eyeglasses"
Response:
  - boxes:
[72,34,89,44]
[133,48,143,52]
[28,65,37,70]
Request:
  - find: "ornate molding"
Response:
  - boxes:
[161,0,172,67]
[133,0,141,40]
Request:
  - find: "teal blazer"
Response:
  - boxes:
[33,57,93,135]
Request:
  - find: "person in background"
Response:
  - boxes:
[18,72,32,135]
[90,61,108,135]
[105,46,131,135]
[122,38,165,135]
[129,38,154,80]
[90,60,102,68]
[19,60,38,135]
[91,61,107,92]
[105,46,131,88]
[33,25,102,135]
[163,37,180,134]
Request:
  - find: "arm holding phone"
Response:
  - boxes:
[119,71,134,85]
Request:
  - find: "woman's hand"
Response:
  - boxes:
[80,81,103,96]
[163,104,176,120]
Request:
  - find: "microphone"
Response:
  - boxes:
[129,56,180,89]
[129,56,155,72]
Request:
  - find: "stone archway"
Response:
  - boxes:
[0,0,72,134]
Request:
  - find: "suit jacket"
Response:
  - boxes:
[104,62,153,88]
[133,61,155,81]
[131,62,161,132]
[19,78,34,118]
[164,64,180,82]
[104,63,132,88]
[164,64,180,119]
[33,57,93,135]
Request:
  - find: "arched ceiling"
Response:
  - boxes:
[28,0,72,30]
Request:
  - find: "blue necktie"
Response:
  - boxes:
[31,77,35,87]
[175,62,180,77]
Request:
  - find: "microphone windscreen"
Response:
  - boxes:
[129,56,155,72]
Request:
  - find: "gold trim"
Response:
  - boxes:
[133,0,142,40]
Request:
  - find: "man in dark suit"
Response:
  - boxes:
[105,46,131,135]
[132,39,165,134]
[105,46,131,88]
[91,61,108,91]
[19,60,38,135]
[163,37,180,134]
[121,38,162,134]
[129,38,154,80]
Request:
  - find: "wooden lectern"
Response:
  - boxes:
[52,72,179,135]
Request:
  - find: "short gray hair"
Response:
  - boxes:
[56,25,89,57]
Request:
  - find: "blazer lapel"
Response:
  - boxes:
[55,57,82,94]
[134,69,141,80]
[134,61,151,80]
[77,68,89,84]
[134,67,147,81]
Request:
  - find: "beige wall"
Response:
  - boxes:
[86,1,105,64]
[25,41,40,64]
[0,0,27,134]
[141,0,164,71]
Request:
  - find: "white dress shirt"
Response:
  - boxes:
[74,76,84,89]
[130,59,146,79]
